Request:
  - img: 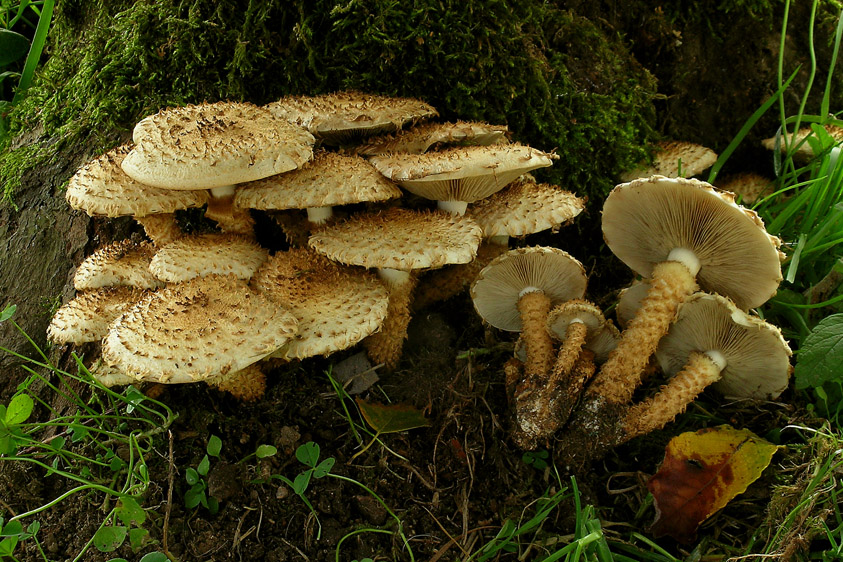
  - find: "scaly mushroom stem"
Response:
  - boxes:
[517,289,554,379]
[588,258,699,404]
[363,270,418,370]
[504,356,523,408]
[205,186,256,236]
[412,242,508,310]
[207,364,267,401]
[621,351,724,442]
[549,321,588,383]
[135,213,182,247]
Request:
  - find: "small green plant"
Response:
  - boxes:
[522,449,550,471]
[184,434,222,514]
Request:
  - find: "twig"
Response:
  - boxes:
[163,429,175,559]
[0,496,17,517]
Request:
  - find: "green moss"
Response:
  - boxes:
[0,0,658,205]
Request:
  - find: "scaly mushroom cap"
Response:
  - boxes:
[715,172,775,205]
[308,207,482,271]
[149,233,269,283]
[471,247,588,332]
[251,249,390,360]
[47,287,149,344]
[66,145,209,217]
[656,292,792,399]
[234,151,402,210]
[103,274,298,383]
[761,124,843,159]
[467,177,585,237]
[74,239,164,291]
[368,143,556,204]
[602,175,783,310]
[355,120,509,156]
[547,300,619,363]
[121,101,315,190]
[266,91,438,144]
[620,140,718,182]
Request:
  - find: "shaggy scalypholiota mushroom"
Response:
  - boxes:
[547,300,618,377]
[73,239,164,291]
[250,248,390,361]
[66,145,209,246]
[148,233,269,283]
[761,124,843,161]
[715,172,775,205]
[588,175,783,406]
[470,247,588,448]
[309,207,482,368]
[355,120,509,156]
[414,176,585,309]
[622,292,791,441]
[619,140,718,182]
[47,287,149,345]
[266,91,438,145]
[102,274,298,395]
[369,143,557,215]
[233,150,402,225]
[121,101,315,235]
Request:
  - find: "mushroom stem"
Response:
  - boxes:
[621,351,724,442]
[205,185,256,236]
[134,213,182,247]
[363,270,417,370]
[588,259,699,404]
[306,206,334,224]
[206,364,267,401]
[517,289,554,379]
[488,235,510,246]
[437,200,469,216]
[549,320,588,383]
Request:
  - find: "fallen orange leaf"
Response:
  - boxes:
[647,425,780,544]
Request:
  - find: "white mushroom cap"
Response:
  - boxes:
[103,274,298,383]
[308,207,482,271]
[74,239,164,291]
[615,279,650,329]
[66,145,209,217]
[233,151,402,211]
[355,120,509,156]
[602,175,783,310]
[149,233,269,283]
[47,287,149,344]
[251,249,390,360]
[546,300,619,363]
[121,101,315,190]
[265,91,438,144]
[619,140,718,182]
[656,292,792,399]
[467,177,585,238]
[470,247,588,332]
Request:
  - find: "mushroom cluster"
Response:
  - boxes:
[51,92,584,397]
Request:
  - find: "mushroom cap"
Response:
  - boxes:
[355,120,509,156]
[251,249,390,360]
[761,124,843,159]
[615,279,650,329]
[715,172,775,205]
[234,151,402,210]
[121,101,315,190]
[66,145,209,217]
[149,233,269,283]
[546,299,620,363]
[470,246,588,332]
[368,143,556,203]
[656,292,792,399]
[619,140,718,182]
[74,239,164,291]
[467,177,585,237]
[103,274,298,383]
[308,207,482,271]
[266,91,438,144]
[601,175,783,310]
[47,287,149,344]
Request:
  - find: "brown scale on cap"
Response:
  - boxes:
[73,239,164,291]
[102,274,298,384]
[149,233,269,284]
[47,286,149,345]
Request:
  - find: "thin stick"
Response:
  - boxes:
[163,429,175,558]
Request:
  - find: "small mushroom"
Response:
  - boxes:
[715,172,775,205]
[588,176,783,405]
[65,145,208,246]
[309,207,482,368]
[620,140,718,182]
[266,91,438,145]
[369,143,557,215]
[148,233,269,283]
[355,120,509,156]
[73,239,164,291]
[761,124,843,161]
[621,292,791,441]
